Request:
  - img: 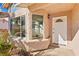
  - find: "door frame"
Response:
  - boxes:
[52,16,67,45]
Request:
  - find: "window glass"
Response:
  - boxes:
[32,14,43,39]
[10,15,25,38]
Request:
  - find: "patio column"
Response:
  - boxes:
[26,8,32,40]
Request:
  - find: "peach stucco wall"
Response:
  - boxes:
[12,4,79,52]
[50,11,72,42]
[72,4,79,39]
[68,5,79,55]
[13,8,50,51]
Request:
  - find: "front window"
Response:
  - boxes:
[10,15,25,38]
[32,14,43,39]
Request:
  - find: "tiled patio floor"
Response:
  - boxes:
[31,44,75,56]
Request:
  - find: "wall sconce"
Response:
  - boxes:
[48,14,50,19]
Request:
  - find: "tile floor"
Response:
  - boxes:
[31,43,75,56]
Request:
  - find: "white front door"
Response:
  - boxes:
[52,16,67,45]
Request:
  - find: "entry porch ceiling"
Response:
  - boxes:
[17,3,76,14]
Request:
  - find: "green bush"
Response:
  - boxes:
[0,36,12,56]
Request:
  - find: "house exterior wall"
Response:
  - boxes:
[25,9,50,51]
[12,8,50,51]
[67,4,79,55]
[12,4,79,51]
[10,4,79,52]
[72,4,79,39]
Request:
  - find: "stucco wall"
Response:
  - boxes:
[69,5,79,55]
[72,4,79,39]
[13,8,50,51]
[50,11,72,42]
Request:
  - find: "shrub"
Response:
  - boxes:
[0,36,12,56]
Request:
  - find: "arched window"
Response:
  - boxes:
[56,19,63,23]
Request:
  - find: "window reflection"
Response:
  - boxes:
[32,14,43,39]
[10,15,25,38]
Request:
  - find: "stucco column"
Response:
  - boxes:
[43,13,50,39]
[26,8,32,40]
